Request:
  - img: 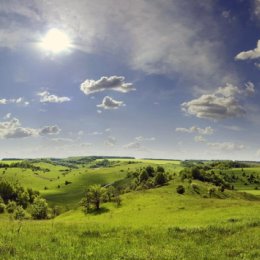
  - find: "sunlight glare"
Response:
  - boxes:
[40,28,71,53]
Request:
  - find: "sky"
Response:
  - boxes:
[1,0,260,160]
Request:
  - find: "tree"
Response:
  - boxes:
[146,166,155,177]
[84,185,107,211]
[176,185,185,194]
[31,197,49,219]
[157,166,165,173]
[154,172,167,186]
[139,170,149,183]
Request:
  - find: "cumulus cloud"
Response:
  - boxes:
[235,40,260,60]
[39,125,61,135]
[0,117,61,139]
[181,83,254,120]
[176,126,214,135]
[80,76,135,95]
[207,142,245,151]
[97,96,125,110]
[38,91,71,103]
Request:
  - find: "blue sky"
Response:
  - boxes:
[1,0,260,160]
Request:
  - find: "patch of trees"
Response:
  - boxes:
[180,167,231,189]
[120,165,169,192]
[89,159,112,168]
[0,161,49,172]
[0,179,51,220]
[208,161,250,169]
[80,184,121,213]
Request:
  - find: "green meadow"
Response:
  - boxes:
[0,158,259,259]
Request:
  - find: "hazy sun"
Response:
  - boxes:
[39,28,71,53]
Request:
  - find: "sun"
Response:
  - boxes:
[39,28,71,53]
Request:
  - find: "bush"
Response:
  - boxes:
[176,185,185,194]
[157,166,165,173]
[6,201,17,213]
[13,206,29,220]
[139,170,149,183]
[208,187,216,197]
[154,172,167,186]
[0,203,5,213]
[190,183,200,193]
[31,198,49,219]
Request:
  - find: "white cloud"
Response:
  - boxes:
[135,136,156,141]
[194,135,206,143]
[0,97,29,106]
[254,0,260,19]
[3,113,12,120]
[181,83,254,120]
[123,141,142,150]
[38,91,71,103]
[80,76,135,95]
[0,1,236,86]
[97,96,125,110]
[235,40,260,60]
[222,125,243,132]
[245,82,255,96]
[88,131,103,136]
[0,117,61,139]
[39,125,61,135]
[104,136,117,147]
[207,142,245,151]
[176,126,214,135]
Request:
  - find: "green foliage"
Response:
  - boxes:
[176,185,185,194]
[154,172,167,186]
[31,198,49,219]
[13,206,29,220]
[145,166,155,177]
[0,202,5,213]
[83,185,108,211]
[180,167,230,188]
[139,170,149,182]
[6,200,17,213]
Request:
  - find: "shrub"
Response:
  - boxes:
[146,166,155,177]
[190,183,200,193]
[208,187,216,197]
[176,185,185,194]
[13,206,29,220]
[139,170,149,183]
[6,201,17,213]
[154,172,167,186]
[31,198,49,219]
[0,203,5,213]
[157,166,165,173]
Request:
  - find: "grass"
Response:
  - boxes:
[0,220,259,260]
[0,158,259,259]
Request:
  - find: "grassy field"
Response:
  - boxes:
[0,158,259,259]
